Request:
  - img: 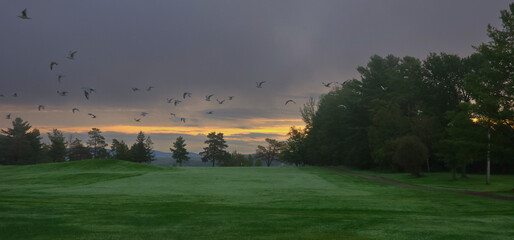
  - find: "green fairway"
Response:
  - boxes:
[0,160,513,240]
[345,168,514,196]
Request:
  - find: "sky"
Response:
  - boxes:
[0,0,511,154]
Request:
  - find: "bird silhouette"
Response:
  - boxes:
[57,91,68,96]
[180,118,186,123]
[58,75,64,83]
[38,105,45,111]
[72,108,79,114]
[12,93,18,97]
[174,100,181,106]
[141,112,148,117]
[207,111,214,114]
[147,86,154,91]
[170,113,176,117]
[88,113,96,118]
[6,114,11,119]
[131,88,140,92]
[67,51,77,60]
[216,99,225,104]
[285,100,296,105]
[322,82,333,87]
[256,81,266,88]
[82,87,94,99]
[228,96,234,100]
[380,85,387,91]
[205,94,214,101]
[50,62,58,71]
[183,92,192,99]
[18,9,31,19]
[83,90,89,100]
[166,98,174,103]
[134,118,141,122]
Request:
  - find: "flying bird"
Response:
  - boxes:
[88,113,96,118]
[338,104,347,109]
[322,82,333,87]
[285,100,296,105]
[57,91,68,96]
[50,62,58,71]
[38,105,45,111]
[140,112,148,117]
[170,113,176,117]
[83,90,89,100]
[18,8,31,19]
[174,100,181,106]
[180,118,186,123]
[131,88,140,92]
[207,111,213,114]
[67,51,77,60]
[134,118,141,122]
[12,93,18,97]
[58,75,64,83]
[228,96,234,100]
[205,94,214,101]
[380,85,387,91]
[183,92,192,99]
[166,98,174,103]
[256,81,266,88]
[72,108,79,114]
[216,99,225,104]
[6,114,11,119]
[147,86,154,91]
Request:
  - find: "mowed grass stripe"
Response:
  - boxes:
[0,159,513,240]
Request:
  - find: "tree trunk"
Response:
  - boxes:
[426,158,430,173]
[486,129,491,184]
[461,165,467,178]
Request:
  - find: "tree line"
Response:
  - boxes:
[0,118,155,165]
[280,4,514,179]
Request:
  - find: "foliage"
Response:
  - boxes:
[255,138,284,167]
[170,136,190,166]
[283,5,514,177]
[392,135,429,177]
[280,127,307,166]
[111,139,131,161]
[47,129,66,162]
[68,138,92,161]
[87,128,108,159]
[130,131,155,163]
[200,132,229,167]
[0,118,42,165]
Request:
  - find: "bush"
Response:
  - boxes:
[392,135,429,177]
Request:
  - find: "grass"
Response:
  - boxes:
[0,159,513,240]
[346,168,514,196]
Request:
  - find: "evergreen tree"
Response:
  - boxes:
[130,131,155,163]
[170,136,189,166]
[68,138,92,161]
[0,118,42,165]
[200,132,229,167]
[47,129,66,162]
[87,128,108,159]
[111,139,131,161]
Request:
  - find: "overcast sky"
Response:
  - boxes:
[0,0,510,154]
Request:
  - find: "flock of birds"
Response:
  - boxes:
[5,8,344,125]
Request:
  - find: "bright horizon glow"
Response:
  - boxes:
[35,118,305,137]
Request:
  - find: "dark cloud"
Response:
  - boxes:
[1,0,511,152]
